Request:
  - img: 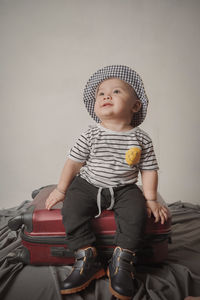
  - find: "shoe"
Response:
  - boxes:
[107,246,138,300]
[60,246,105,294]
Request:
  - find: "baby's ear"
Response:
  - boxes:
[132,100,142,113]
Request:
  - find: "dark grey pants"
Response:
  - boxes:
[61,176,147,251]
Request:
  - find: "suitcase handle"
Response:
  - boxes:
[8,206,34,232]
[50,247,74,258]
[8,215,24,231]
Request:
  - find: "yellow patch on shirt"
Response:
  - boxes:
[125,147,141,166]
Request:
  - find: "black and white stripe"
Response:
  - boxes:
[68,125,158,188]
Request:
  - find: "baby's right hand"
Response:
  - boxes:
[45,188,65,210]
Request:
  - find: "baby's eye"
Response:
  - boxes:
[99,92,104,96]
[113,89,120,94]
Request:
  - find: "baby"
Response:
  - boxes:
[45,65,169,300]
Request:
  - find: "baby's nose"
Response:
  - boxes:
[103,95,112,100]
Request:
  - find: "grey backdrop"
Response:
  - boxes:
[0,0,200,208]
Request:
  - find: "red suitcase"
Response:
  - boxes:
[8,185,171,266]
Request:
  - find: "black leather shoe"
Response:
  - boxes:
[60,247,105,294]
[107,247,138,300]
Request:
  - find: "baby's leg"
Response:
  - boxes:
[113,184,147,250]
[107,184,147,300]
[61,176,99,251]
[60,176,105,294]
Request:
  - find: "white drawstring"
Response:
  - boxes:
[95,188,103,218]
[95,187,115,218]
[107,187,115,210]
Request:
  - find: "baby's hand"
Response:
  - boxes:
[146,200,169,224]
[45,188,65,210]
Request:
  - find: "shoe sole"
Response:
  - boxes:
[60,268,105,294]
[107,268,132,300]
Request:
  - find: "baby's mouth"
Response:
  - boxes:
[103,103,113,107]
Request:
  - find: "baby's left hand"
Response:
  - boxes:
[146,200,169,224]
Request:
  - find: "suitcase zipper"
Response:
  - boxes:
[21,229,171,245]
[21,229,67,244]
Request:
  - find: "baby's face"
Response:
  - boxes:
[94,78,141,124]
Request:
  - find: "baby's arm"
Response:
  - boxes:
[141,170,169,224]
[45,158,84,210]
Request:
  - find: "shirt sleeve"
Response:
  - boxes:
[138,131,159,171]
[68,130,91,163]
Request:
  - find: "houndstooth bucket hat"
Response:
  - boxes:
[83,65,149,127]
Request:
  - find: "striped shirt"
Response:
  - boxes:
[68,124,159,188]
